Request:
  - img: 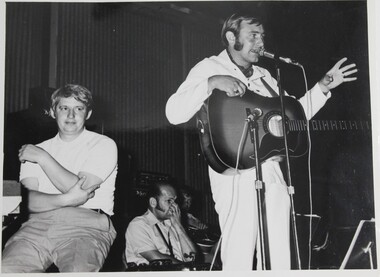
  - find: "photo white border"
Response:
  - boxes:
[0,0,378,276]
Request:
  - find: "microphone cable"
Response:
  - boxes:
[298,64,314,270]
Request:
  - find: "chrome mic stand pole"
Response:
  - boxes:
[246,108,271,270]
[274,59,302,269]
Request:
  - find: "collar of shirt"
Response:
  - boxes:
[55,127,89,145]
[218,50,266,81]
[144,209,172,228]
[226,49,254,78]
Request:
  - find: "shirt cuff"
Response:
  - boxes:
[313,82,332,99]
[205,79,214,96]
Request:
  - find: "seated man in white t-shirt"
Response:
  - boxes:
[125,182,198,266]
[2,84,118,273]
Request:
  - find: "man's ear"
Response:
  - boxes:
[149,197,157,208]
[226,31,236,45]
[49,108,56,119]
[86,110,92,120]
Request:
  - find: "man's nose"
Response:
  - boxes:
[257,38,264,46]
[68,109,75,118]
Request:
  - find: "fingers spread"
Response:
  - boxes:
[342,69,358,77]
[335,57,348,68]
[343,77,357,82]
[340,63,357,72]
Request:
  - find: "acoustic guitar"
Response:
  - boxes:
[196,89,370,174]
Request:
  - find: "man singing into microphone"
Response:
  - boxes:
[165,13,357,270]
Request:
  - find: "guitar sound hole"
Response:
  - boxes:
[267,115,284,137]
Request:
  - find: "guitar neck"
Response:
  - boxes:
[289,120,370,131]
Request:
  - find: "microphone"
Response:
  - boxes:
[247,108,263,121]
[258,48,301,66]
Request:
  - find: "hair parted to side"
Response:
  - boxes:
[50,84,93,112]
[221,13,262,48]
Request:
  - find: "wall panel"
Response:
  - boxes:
[181,27,221,225]
[54,3,185,179]
[4,3,49,113]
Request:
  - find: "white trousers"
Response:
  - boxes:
[209,161,291,270]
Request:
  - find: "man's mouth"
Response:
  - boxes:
[252,48,264,55]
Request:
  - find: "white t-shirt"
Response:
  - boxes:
[19,129,118,215]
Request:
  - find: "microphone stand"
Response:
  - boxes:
[274,58,302,269]
[246,108,271,270]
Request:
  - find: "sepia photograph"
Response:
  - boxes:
[0,0,378,275]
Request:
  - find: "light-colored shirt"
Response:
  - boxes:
[125,210,184,265]
[19,128,118,215]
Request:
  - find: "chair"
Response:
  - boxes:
[2,180,25,249]
[2,180,22,217]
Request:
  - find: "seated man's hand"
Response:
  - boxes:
[63,176,99,207]
[168,203,182,226]
[196,222,208,230]
[18,144,48,164]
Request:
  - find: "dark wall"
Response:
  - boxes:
[4,3,51,112]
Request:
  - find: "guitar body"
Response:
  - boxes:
[196,90,308,173]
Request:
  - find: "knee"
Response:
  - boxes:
[59,262,102,272]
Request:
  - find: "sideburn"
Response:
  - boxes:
[155,199,165,212]
[234,39,243,51]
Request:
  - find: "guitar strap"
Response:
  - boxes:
[260,77,279,98]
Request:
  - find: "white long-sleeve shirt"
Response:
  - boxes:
[166,50,330,124]
[166,48,332,194]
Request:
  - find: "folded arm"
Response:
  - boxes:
[18,144,104,192]
[21,176,98,213]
